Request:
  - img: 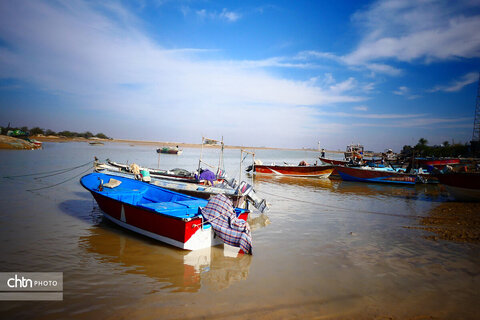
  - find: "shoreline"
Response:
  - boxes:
[31,136,343,153]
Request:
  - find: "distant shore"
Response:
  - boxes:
[30,135,343,153]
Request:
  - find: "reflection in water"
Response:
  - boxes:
[79,222,252,293]
[252,174,334,190]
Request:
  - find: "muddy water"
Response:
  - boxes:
[0,142,479,319]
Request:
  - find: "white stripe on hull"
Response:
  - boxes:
[102,212,223,250]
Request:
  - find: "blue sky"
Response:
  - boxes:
[0,0,479,151]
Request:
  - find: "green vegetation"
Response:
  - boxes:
[0,125,111,139]
[401,138,470,158]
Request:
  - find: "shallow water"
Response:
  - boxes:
[0,142,479,319]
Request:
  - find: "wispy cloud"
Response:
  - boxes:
[428,71,479,92]
[346,0,480,65]
[353,105,368,111]
[196,8,241,22]
[393,86,421,99]
[0,1,363,146]
[295,1,480,75]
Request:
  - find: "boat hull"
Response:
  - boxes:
[81,173,249,250]
[417,158,460,168]
[436,173,480,201]
[319,157,348,166]
[335,166,417,185]
[253,164,334,178]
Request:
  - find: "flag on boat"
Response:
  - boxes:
[201,194,252,254]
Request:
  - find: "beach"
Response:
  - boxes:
[0,141,479,319]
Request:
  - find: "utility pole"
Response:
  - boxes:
[471,73,480,156]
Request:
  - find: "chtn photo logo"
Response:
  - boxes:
[0,272,63,300]
[6,274,59,289]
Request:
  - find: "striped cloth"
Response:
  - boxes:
[201,194,252,254]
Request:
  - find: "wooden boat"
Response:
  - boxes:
[157,146,182,155]
[248,163,334,178]
[319,157,348,166]
[334,165,417,185]
[416,158,460,168]
[106,159,199,183]
[95,162,269,213]
[80,172,250,250]
[436,172,480,201]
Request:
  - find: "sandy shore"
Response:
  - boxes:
[0,135,40,150]
[30,135,335,152]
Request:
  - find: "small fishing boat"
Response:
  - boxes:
[106,159,200,183]
[157,146,182,155]
[416,157,461,168]
[95,162,269,213]
[319,157,348,166]
[247,162,334,178]
[334,165,417,185]
[436,172,480,201]
[81,172,251,251]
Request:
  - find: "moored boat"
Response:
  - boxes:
[157,146,182,155]
[247,162,334,178]
[95,161,269,213]
[80,172,251,251]
[334,165,417,185]
[435,172,480,201]
[416,157,460,168]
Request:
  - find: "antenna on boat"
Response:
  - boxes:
[240,149,255,185]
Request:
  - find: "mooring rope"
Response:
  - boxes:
[27,166,93,192]
[256,189,427,219]
[3,160,94,179]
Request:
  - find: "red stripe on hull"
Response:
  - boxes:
[92,193,202,243]
[254,165,333,177]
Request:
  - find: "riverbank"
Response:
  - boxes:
[0,135,40,150]
[30,135,334,152]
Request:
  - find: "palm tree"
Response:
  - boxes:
[418,138,428,147]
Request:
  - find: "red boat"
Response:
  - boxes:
[436,172,480,201]
[249,163,334,178]
[319,157,348,165]
[335,165,417,185]
[416,158,460,168]
[81,173,250,251]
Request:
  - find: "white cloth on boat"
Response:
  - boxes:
[104,178,121,188]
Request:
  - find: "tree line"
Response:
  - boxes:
[0,125,111,140]
[401,138,470,158]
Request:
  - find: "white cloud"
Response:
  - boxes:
[428,71,479,92]
[393,86,409,95]
[340,0,480,73]
[196,8,241,22]
[353,105,368,111]
[0,1,363,147]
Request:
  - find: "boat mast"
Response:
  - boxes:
[472,72,480,142]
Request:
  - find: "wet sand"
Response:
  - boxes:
[406,202,480,243]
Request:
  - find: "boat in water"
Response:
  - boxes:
[157,146,182,155]
[95,161,269,213]
[246,162,334,178]
[334,165,417,185]
[436,172,480,201]
[80,172,251,251]
[416,157,461,169]
[106,159,202,183]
